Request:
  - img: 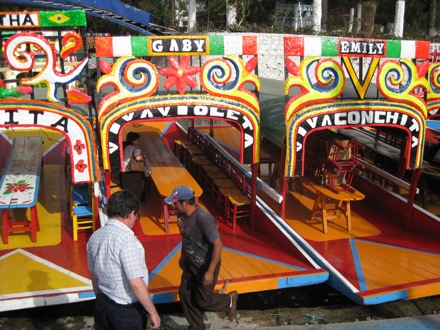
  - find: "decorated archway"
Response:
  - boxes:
[283,40,430,178]
[0,99,99,183]
[285,100,425,177]
[100,97,259,171]
[95,53,261,172]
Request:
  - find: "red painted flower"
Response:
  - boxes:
[75,159,87,173]
[160,56,201,95]
[74,139,85,155]
[5,182,31,193]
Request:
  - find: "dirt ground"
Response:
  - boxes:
[1,285,440,329]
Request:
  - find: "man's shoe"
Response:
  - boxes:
[227,291,238,320]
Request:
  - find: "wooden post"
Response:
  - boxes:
[280,149,287,219]
[250,163,258,230]
[404,168,422,231]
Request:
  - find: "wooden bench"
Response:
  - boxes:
[0,136,43,243]
[302,177,365,234]
[141,132,203,233]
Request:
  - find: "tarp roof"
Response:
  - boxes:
[259,79,384,149]
[259,78,286,148]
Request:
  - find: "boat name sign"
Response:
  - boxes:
[149,37,208,56]
[339,40,385,56]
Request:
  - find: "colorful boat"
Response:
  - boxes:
[0,10,328,312]
[1,9,440,312]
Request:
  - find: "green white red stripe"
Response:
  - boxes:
[95,35,258,57]
[284,36,430,59]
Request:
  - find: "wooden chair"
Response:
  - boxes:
[225,193,251,230]
[180,141,200,167]
[189,155,214,179]
[204,170,228,197]
[197,164,223,189]
[173,140,184,160]
[214,179,237,205]
[70,183,92,205]
[306,132,363,194]
[70,183,96,241]
[217,187,251,230]
[71,204,95,241]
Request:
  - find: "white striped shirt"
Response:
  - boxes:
[87,219,149,304]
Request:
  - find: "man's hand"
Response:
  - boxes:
[129,278,161,329]
[202,269,214,285]
[149,311,161,329]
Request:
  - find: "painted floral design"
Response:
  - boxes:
[4,181,32,194]
[74,139,85,155]
[160,56,200,95]
[75,159,88,173]
[0,137,42,206]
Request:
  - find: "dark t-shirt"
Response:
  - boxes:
[178,206,219,268]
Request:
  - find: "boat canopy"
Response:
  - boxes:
[260,78,286,149]
[260,80,387,150]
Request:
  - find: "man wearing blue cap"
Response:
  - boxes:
[165,185,238,330]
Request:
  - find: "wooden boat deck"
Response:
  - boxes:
[2,123,440,310]
[203,124,440,304]
[0,124,328,311]
[284,184,440,302]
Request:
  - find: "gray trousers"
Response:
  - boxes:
[179,261,230,330]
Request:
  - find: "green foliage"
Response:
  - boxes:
[227,23,247,33]
[243,0,277,25]
[197,0,227,30]
[229,0,261,25]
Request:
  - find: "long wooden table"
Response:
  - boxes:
[302,177,365,234]
[0,136,43,243]
[140,132,203,233]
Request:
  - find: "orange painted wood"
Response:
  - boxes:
[140,132,203,232]
[141,132,203,198]
[302,177,365,234]
[200,126,241,151]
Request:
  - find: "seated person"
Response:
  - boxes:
[121,132,151,201]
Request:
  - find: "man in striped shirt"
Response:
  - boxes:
[87,190,160,329]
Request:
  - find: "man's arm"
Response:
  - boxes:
[91,272,100,296]
[202,237,222,285]
[129,277,161,329]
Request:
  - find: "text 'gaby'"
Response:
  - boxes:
[150,37,207,55]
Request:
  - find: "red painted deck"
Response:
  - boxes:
[0,124,328,312]
[199,124,440,305]
[1,123,440,311]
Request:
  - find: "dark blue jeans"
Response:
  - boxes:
[94,293,147,330]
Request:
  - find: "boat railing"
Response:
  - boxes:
[201,131,283,203]
[357,158,419,195]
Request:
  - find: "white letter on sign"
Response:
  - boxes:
[152,40,163,52]
[182,39,191,51]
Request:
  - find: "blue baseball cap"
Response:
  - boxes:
[164,186,194,204]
